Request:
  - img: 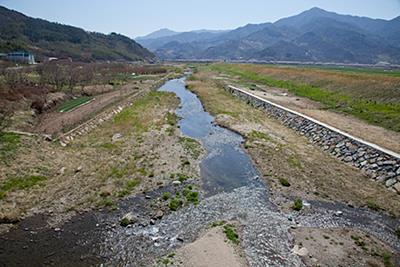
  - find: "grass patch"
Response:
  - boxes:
[162,192,171,200]
[366,201,382,211]
[0,132,20,162]
[0,175,47,199]
[57,96,92,113]
[166,112,179,126]
[211,220,226,227]
[211,64,400,132]
[223,224,239,244]
[383,253,394,267]
[292,198,303,211]
[169,197,183,211]
[247,130,273,142]
[179,137,202,159]
[114,91,177,135]
[279,178,291,187]
[117,179,140,197]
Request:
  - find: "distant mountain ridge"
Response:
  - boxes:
[0,6,154,62]
[138,7,400,64]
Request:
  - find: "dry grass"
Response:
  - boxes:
[209,64,400,132]
[188,70,400,217]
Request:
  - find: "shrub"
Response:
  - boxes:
[292,198,303,211]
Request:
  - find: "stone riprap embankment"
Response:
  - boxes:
[226,85,400,194]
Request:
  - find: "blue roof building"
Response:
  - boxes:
[6,52,35,64]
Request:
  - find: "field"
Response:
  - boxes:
[57,96,92,113]
[209,63,400,132]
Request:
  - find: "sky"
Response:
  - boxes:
[0,0,399,38]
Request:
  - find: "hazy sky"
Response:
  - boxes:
[1,0,399,38]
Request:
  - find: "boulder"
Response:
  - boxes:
[120,212,137,227]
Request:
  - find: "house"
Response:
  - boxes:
[6,52,35,64]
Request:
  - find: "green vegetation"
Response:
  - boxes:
[211,220,226,227]
[292,198,303,211]
[395,228,400,239]
[366,201,382,211]
[57,97,92,113]
[120,217,131,227]
[279,178,291,187]
[223,224,240,244]
[117,179,141,198]
[0,6,154,61]
[0,132,20,161]
[211,64,400,132]
[383,253,394,267]
[247,130,273,142]
[168,185,200,211]
[169,197,183,211]
[183,187,199,205]
[162,192,171,200]
[0,175,47,200]
[114,91,176,134]
[166,112,179,126]
[179,137,202,159]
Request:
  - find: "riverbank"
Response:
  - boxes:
[186,69,400,266]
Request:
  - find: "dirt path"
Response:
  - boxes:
[224,78,400,154]
[173,227,248,267]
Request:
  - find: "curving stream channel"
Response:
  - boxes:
[0,77,398,267]
[101,77,400,266]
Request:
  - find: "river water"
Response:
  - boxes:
[0,77,398,267]
[160,77,262,195]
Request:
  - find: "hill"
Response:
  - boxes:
[138,7,400,64]
[0,6,154,62]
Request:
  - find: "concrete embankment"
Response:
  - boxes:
[226,85,400,194]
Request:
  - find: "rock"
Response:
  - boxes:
[172,181,182,186]
[154,210,164,220]
[334,211,343,216]
[60,141,67,147]
[112,133,123,143]
[58,167,66,175]
[150,219,156,225]
[344,156,353,162]
[43,134,52,141]
[385,178,397,187]
[54,228,61,232]
[120,212,137,227]
[292,245,309,257]
[145,195,151,199]
[393,183,400,194]
[75,166,83,173]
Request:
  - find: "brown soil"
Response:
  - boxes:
[291,227,398,267]
[187,71,400,217]
[172,226,248,267]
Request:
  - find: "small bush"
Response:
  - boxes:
[169,198,183,211]
[292,198,303,211]
[162,192,171,201]
[223,224,239,244]
[279,178,291,187]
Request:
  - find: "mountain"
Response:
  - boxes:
[138,7,400,64]
[136,28,179,40]
[0,6,154,62]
